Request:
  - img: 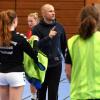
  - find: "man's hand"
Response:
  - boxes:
[49,26,57,38]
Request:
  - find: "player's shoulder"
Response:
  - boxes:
[16,32,27,39]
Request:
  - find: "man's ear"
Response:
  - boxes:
[13,18,17,24]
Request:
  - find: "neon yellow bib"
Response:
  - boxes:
[24,36,48,88]
[68,31,100,99]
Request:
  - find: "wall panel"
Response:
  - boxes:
[0,0,15,11]
[85,0,100,5]
[15,0,85,38]
[0,0,85,38]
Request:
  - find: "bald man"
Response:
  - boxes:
[32,4,67,100]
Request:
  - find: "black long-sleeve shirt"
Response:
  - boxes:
[32,20,67,67]
[65,49,72,64]
[0,31,37,73]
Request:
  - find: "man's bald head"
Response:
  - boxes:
[40,4,55,23]
[41,4,54,14]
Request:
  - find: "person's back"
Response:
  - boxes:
[65,5,100,99]
[0,31,32,72]
[68,31,100,98]
[0,10,39,100]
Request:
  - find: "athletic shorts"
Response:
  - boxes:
[0,72,26,87]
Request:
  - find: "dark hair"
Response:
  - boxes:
[0,10,16,46]
[79,5,99,39]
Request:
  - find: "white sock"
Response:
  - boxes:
[31,93,37,99]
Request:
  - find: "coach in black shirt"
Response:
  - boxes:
[32,4,67,100]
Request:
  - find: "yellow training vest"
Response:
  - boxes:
[24,36,48,89]
[68,31,100,99]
